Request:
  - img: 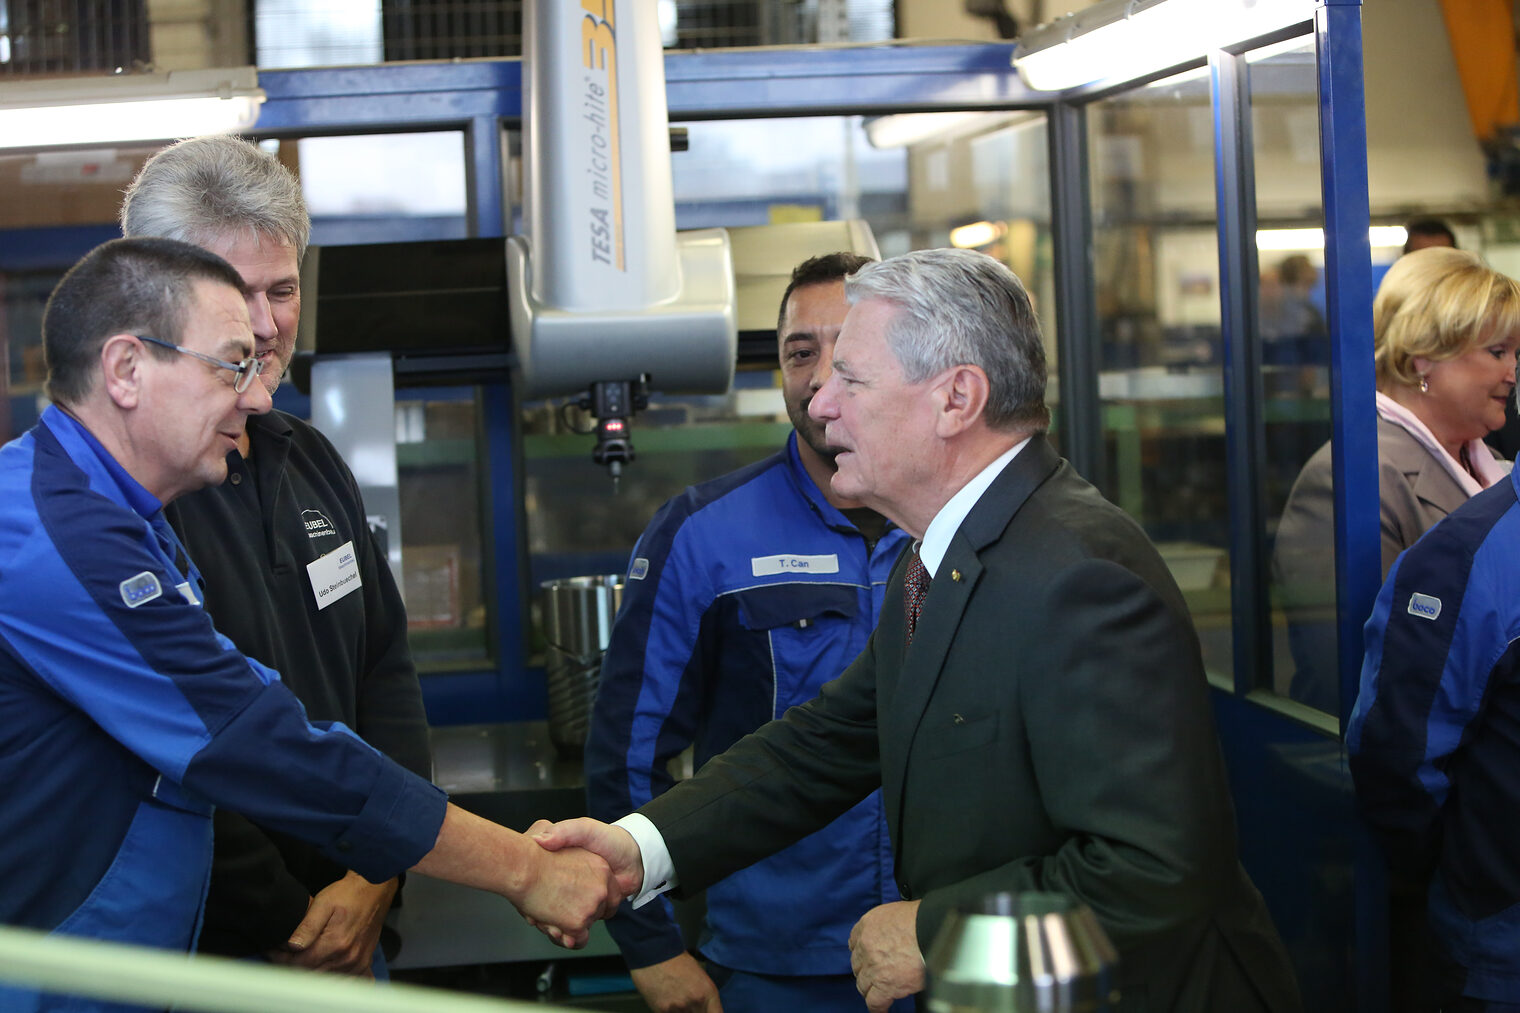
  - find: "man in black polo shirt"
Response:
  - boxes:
[121,135,428,978]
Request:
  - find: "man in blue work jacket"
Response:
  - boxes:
[1350,460,1520,1010]
[585,252,913,1013]
[122,132,431,980]
[0,238,626,1011]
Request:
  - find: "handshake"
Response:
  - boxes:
[502,816,646,949]
[496,812,928,1011]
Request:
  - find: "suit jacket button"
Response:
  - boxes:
[899,881,911,899]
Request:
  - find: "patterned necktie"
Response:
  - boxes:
[904,549,931,646]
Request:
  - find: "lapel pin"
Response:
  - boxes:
[951,569,962,582]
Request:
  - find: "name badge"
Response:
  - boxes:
[751,553,840,577]
[307,540,362,610]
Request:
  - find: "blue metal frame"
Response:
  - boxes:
[255,61,525,133]
[1316,4,1382,1009]
[663,44,1029,115]
[0,225,118,271]
[252,45,1037,134]
[1317,1,1378,740]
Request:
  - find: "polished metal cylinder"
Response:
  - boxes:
[926,892,1119,1013]
[539,574,623,755]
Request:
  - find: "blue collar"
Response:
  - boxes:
[784,430,898,538]
[40,404,163,519]
[785,431,840,520]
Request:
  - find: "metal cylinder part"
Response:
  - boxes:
[539,574,624,756]
[926,892,1119,1013]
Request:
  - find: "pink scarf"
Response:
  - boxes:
[1375,390,1510,496]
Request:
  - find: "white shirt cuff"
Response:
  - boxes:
[614,812,678,909]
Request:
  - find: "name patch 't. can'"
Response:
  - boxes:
[751,554,840,577]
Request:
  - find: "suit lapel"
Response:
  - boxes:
[1408,455,1470,517]
[881,435,1063,831]
[1380,418,1469,517]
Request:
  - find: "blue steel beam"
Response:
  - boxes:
[465,115,507,238]
[1317,0,1377,738]
[1316,3,1383,1011]
[663,43,1035,116]
[256,61,525,132]
[254,43,1047,136]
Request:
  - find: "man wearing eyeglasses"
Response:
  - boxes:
[119,135,431,978]
[0,239,628,1012]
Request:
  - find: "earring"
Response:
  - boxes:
[1419,374,1430,394]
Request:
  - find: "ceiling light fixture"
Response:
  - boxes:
[1012,0,1317,92]
[1255,226,1408,251]
[0,67,264,151]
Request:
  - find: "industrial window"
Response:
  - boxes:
[250,0,892,70]
[0,0,151,75]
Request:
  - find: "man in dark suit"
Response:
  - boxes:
[532,248,1300,1012]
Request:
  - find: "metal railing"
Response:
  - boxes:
[0,924,572,1013]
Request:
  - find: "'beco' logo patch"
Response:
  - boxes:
[1407,592,1442,621]
[301,509,339,541]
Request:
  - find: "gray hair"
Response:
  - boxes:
[120,135,310,261]
[845,248,1049,432]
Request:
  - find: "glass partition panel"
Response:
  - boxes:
[397,390,492,670]
[1087,68,1232,678]
[1249,40,1336,712]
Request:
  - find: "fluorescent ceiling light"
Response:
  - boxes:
[950,221,1003,248]
[1256,226,1407,251]
[864,110,996,149]
[1013,0,1317,92]
[0,68,263,150]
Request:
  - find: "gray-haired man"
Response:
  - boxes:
[121,135,427,977]
[536,248,1301,1012]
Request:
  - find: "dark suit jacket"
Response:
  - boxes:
[641,435,1300,1012]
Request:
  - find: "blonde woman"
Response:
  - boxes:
[1273,247,1520,712]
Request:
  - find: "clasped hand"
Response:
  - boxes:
[512,836,634,949]
[523,817,646,948]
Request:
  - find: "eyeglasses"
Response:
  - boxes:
[136,335,264,394]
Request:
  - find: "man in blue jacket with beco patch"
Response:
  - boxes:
[0,237,626,1011]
